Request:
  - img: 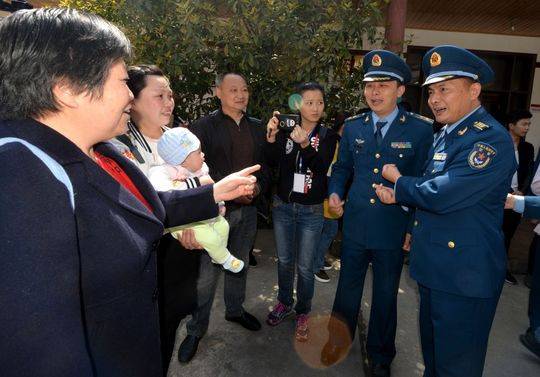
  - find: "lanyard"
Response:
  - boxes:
[295,126,318,173]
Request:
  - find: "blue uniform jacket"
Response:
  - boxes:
[0,119,219,377]
[329,108,433,249]
[395,107,516,298]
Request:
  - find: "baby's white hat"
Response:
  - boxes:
[157,127,201,166]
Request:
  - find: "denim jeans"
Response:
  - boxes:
[272,195,324,315]
[314,217,339,271]
[186,205,257,337]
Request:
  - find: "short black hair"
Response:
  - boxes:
[297,82,325,97]
[0,8,131,120]
[215,72,248,87]
[127,65,166,98]
[507,109,532,125]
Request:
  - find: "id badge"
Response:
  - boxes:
[293,173,306,193]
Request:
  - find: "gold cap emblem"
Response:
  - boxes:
[372,54,382,67]
[430,52,442,67]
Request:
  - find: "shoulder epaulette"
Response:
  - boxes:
[344,114,364,123]
[408,112,434,125]
[472,121,490,132]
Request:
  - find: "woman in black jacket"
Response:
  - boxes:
[0,9,257,377]
[264,82,338,341]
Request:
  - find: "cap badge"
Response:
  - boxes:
[372,54,382,67]
[430,52,442,67]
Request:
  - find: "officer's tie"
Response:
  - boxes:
[433,126,447,153]
[375,121,387,147]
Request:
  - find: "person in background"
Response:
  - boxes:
[0,8,258,377]
[265,82,338,341]
[111,64,203,372]
[112,64,174,176]
[506,192,540,359]
[503,109,534,285]
[177,72,270,363]
[322,51,433,377]
[313,116,347,283]
[375,45,516,377]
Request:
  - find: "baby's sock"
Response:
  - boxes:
[222,254,244,273]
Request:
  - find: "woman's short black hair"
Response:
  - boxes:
[0,8,131,120]
[297,82,325,97]
[127,65,166,98]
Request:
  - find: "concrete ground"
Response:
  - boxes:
[167,229,540,377]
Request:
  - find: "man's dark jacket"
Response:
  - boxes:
[190,109,270,204]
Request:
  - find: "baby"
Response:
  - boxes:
[149,127,244,273]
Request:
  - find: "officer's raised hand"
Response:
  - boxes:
[328,193,345,216]
[290,125,310,148]
[375,184,396,204]
[266,111,280,143]
[382,164,402,183]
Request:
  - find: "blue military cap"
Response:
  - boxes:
[422,45,494,86]
[362,50,411,85]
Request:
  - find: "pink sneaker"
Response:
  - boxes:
[266,302,294,326]
[295,314,309,342]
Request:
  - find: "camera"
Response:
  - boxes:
[277,114,300,132]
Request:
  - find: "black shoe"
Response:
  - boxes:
[177,335,200,364]
[322,259,332,270]
[520,329,540,359]
[249,252,258,267]
[505,270,518,285]
[225,311,261,331]
[320,341,347,366]
[370,363,391,377]
[314,269,330,283]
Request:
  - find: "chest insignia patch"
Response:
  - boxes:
[468,142,496,169]
[285,138,294,154]
[391,141,412,149]
[355,138,365,147]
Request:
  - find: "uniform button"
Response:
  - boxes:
[375,153,381,159]
[372,183,377,188]
[414,220,418,226]
[399,153,403,158]
[370,198,376,204]
[448,241,455,249]
[373,168,379,174]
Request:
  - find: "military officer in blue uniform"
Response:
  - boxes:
[376,45,516,377]
[321,50,433,376]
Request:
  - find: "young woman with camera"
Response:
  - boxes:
[265,82,338,341]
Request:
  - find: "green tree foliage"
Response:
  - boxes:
[59,0,385,122]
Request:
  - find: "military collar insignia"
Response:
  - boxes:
[472,121,489,131]
[399,115,406,123]
[458,127,468,136]
[430,52,442,67]
[364,114,370,123]
[372,54,382,67]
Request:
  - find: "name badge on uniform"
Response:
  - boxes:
[433,152,447,161]
[391,142,412,149]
